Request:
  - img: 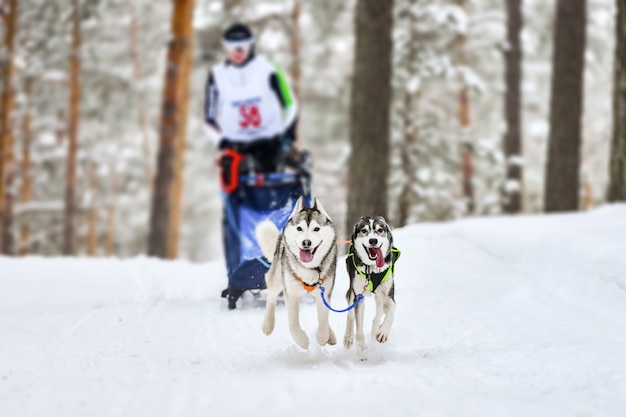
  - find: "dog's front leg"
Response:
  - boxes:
[354,299,366,349]
[373,295,395,343]
[286,293,309,349]
[371,294,385,340]
[343,290,356,348]
[314,290,336,346]
[262,290,278,336]
[262,266,280,335]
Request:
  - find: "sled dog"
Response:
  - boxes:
[256,196,338,349]
[344,216,400,350]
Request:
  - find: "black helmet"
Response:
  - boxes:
[223,23,254,43]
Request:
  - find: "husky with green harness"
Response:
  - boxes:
[343,216,401,350]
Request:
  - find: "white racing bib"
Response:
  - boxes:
[212,56,284,142]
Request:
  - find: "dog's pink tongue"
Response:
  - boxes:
[300,249,313,263]
[372,247,385,268]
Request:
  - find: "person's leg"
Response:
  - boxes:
[222,194,244,309]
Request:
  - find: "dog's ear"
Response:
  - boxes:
[352,217,366,240]
[291,196,305,215]
[312,197,331,221]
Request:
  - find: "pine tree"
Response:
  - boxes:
[397,0,420,227]
[19,77,33,255]
[0,0,19,253]
[544,0,587,212]
[148,0,195,258]
[346,0,393,230]
[63,0,81,255]
[608,0,626,202]
[503,0,523,213]
[457,0,474,214]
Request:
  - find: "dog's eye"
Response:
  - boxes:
[360,229,368,235]
[297,226,303,232]
[313,227,320,232]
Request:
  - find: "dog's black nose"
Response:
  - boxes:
[369,238,378,245]
[302,239,312,248]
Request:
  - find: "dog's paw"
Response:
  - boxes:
[357,340,367,360]
[291,328,309,350]
[328,328,337,346]
[262,317,275,336]
[317,327,337,346]
[343,332,354,349]
[316,328,327,346]
[374,329,389,343]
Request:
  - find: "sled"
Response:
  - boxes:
[219,146,311,309]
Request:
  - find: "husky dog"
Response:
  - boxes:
[256,196,338,349]
[344,216,400,350]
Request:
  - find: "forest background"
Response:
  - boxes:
[0,0,624,262]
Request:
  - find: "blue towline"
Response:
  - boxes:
[319,286,363,313]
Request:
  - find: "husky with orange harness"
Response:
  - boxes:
[256,196,337,350]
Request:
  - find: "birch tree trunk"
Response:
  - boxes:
[544,0,586,212]
[503,0,523,213]
[63,0,82,255]
[346,0,393,231]
[608,0,626,202]
[148,0,195,258]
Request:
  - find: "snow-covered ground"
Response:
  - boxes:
[2,205,625,417]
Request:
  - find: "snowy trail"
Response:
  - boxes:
[1,205,626,417]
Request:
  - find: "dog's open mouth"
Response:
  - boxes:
[365,245,385,268]
[300,243,320,263]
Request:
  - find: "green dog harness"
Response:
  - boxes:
[348,245,401,293]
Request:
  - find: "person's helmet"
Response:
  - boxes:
[222,23,254,47]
